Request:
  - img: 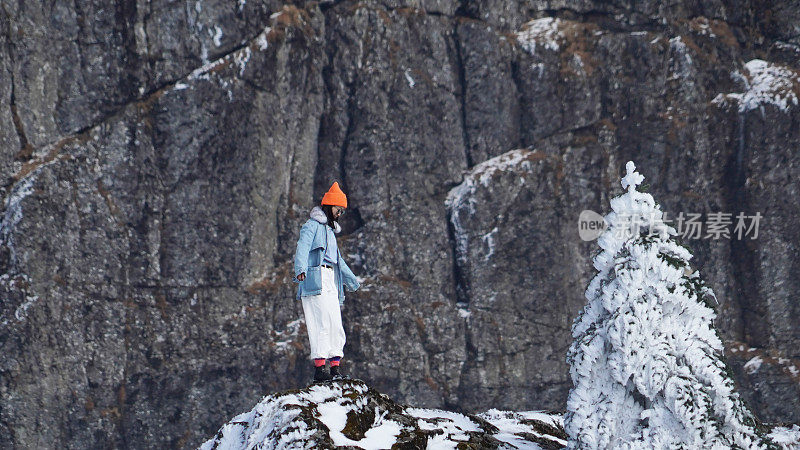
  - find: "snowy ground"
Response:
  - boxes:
[199,379,566,449]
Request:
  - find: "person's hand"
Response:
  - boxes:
[297,272,305,281]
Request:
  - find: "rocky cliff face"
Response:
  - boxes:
[1,0,799,448]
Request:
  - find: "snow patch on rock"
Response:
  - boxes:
[0,174,37,268]
[0,165,58,326]
[234,46,252,77]
[769,425,800,449]
[516,17,564,55]
[727,342,800,385]
[404,68,416,88]
[320,403,402,448]
[669,36,695,79]
[212,25,223,47]
[479,409,568,448]
[185,22,273,85]
[744,356,764,374]
[713,59,800,112]
[482,226,498,261]
[407,407,481,443]
[271,318,304,354]
[446,149,537,216]
[200,380,565,449]
[0,160,63,317]
[446,149,539,273]
[0,273,39,326]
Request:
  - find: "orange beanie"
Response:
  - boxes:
[321,182,348,208]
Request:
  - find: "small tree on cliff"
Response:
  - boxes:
[565,161,774,449]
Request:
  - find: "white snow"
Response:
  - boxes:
[0,161,63,325]
[481,226,498,260]
[744,356,764,374]
[620,161,645,191]
[407,408,481,439]
[516,17,563,55]
[187,23,273,82]
[188,58,224,81]
[318,403,402,448]
[713,59,800,112]
[456,301,471,319]
[0,273,39,326]
[234,46,252,77]
[669,36,694,78]
[479,409,568,449]
[200,383,371,450]
[354,275,370,292]
[519,410,564,428]
[201,380,564,449]
[13,292,38,321]
[404,68,415,88]
[692,18,717,38]
[768,425,800,449]
[0,173,37,268]
[256,30,270,51]
[272,318,304,354]
[199,388,313,450]
[212,25,223,47]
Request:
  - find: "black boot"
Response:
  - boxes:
[330,365,347,380]
[313,365,332,382]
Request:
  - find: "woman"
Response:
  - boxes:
[292,181,361,382]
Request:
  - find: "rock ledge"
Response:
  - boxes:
[200,379,567,449]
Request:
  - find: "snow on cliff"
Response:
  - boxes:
[515,17,564,54]
[713,59,800,112]
[199,379,566,449]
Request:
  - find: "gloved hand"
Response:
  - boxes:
[297,273,305,281]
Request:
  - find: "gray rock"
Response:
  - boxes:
[446,148,602,411]
[726,343,800,424]
[2,0,800,448]
[2,5,326,447]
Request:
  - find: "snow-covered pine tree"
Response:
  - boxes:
[565,161,776,449]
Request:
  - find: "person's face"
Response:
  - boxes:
[332,205,345,219]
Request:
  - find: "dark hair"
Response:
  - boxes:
[322,204,338,228]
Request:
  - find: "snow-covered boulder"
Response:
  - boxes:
[199,379,566,449]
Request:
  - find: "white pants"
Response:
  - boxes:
[302,266,346,360]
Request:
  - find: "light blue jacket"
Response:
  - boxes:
[292,206,360,304]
